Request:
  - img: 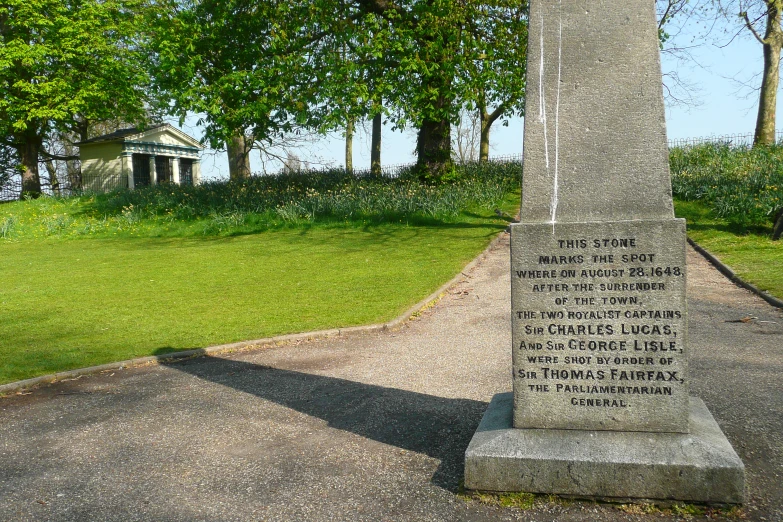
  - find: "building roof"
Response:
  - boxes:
[76,123,204,149]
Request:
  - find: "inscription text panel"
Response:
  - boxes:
[511,220,689,433]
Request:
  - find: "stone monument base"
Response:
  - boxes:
[464,393,745,503]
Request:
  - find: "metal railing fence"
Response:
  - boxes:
[0,174,81,203]
[1,154,525,202]
[10,131,783,201]
[668,130,783,149]
[0,171,136,203]
[266,153,523,180]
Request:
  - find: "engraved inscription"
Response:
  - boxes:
[511,221,689,432]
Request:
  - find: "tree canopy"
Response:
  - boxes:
[150,0,528,178]
[1,0,529,188]
[658,0,783,145]
[0,0,157,196]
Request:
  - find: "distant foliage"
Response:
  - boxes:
[0,161,521,239]
[670,143,783,227]
[100,161,520,225]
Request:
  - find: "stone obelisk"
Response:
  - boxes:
[464,0,745,503]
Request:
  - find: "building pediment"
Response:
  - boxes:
[78,123,204,151]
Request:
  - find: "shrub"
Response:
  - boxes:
[89,160,522,227]
[670,143,783,227]
[0,160,522,239]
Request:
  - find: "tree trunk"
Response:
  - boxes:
[76,118,90,143]
[345,118,353,172]
[478,90,507,163]
[44,158,60,196]
[754,4,783,146]
[479,109,491,163]
[415,109,452,180]
[371,112,382,175]
[16,132,42,198]
[773,207,783,240]
[227,132,252,180]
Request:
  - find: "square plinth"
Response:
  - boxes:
[464,393,745,503]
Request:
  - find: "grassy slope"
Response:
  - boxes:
[675,199,783,299]
[0,193,518,385]
[4,192,777,386]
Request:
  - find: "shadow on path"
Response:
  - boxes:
[156,351,489,491]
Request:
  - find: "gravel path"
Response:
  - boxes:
[1,232,781,521]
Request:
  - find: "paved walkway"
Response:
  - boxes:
[1,233,781,521]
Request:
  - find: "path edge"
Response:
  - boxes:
[687,237,783,310]
[0,230,511,396]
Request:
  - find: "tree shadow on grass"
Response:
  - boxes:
[153,349,488,492]
[675,200,774,237]
[685,220,773,237]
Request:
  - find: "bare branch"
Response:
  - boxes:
[659,0,675,31]
[38,150,79,161]
[486,102,508,127]
[742,10,766,43]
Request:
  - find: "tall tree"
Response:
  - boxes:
[460,0,527,162]
[321,0,527,177]
[696,0,783,145]
[0,0,156,198]
[302,2,388,173]
[150,0,333,179]
[738,0,783,145]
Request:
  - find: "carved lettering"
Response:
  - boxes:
[512,225,687,421]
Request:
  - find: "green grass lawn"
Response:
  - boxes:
[0,193,518,385]
[3,186,777,387]
[675,199,783,299]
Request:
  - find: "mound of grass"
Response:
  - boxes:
[675,199,783,299]
[0,161,521,240]
[670,143,783,228]
[0,163,521,385]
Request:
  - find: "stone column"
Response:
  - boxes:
[172,157,180,185]
[149,156,157,185]
[121,152,134,190]
[192,159,202,186]
[464,0,744,504]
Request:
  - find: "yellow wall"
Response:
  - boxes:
[80,143,127,192]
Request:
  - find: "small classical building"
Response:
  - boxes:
[77,124,204,192]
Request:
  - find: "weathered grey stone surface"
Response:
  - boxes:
[464,393,746,503]
[521,0,673,224]
[511,220,688,433]
[467,0,747,504]
[512,0,691,434]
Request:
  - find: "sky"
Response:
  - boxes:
[176,12,778,181]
